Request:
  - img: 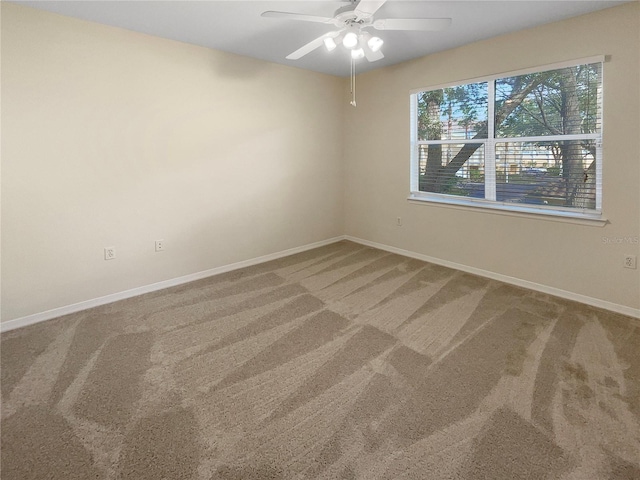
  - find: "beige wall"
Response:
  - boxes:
[1,3,344,321]
[343,3,640,311]
[2,3,639,324]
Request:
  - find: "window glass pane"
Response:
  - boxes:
[418,143,485,198]
[495,140,596,208]
[495,63,602,138]
[417,83,488,141]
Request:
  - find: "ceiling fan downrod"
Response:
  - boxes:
[350,57,357,107]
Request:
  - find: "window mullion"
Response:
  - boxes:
[409,94,418,192]
[416,139,485,146]
[485,81,496,201]
[595,138,603,211]
[495,133,600,143]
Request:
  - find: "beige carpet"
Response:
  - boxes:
[2,240,639,479]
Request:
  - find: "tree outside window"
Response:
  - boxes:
[411,59,602,215]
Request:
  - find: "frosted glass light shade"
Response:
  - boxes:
[367,36,383,52]
[351,48,365,59]
[323,37,337,51]
[343,32,359,49]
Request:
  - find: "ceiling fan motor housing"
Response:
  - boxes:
[334,8,373,29]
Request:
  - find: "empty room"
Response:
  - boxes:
[1,0,639,478]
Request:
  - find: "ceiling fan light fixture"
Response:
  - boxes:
[367,36,384,52]
[351,47,365,60]
[263,2,453,68]
[323,36,337,51]
[343,31,359,49]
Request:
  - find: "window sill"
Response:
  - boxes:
[407,193,608,226]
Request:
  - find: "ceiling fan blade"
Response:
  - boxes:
[354,0,387,20]
[373,18,452,31]
[261,11,335,24]
[286,31,341,60]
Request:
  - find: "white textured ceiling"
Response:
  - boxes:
[14,0,630,77]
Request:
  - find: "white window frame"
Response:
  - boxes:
[409,56,605,224]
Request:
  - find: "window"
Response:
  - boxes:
[410,57,603,220]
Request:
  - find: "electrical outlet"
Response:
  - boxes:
[155,240,165,252]
[624,255,637,269]
[104,247,116,260]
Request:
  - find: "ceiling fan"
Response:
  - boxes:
[261,0,452,63]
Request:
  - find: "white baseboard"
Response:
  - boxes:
[0,236,346,333]
[3,234,637,333]
[345,235,640,319]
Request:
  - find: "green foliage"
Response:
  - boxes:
[417,83,488,141]
[469,169,484,183]
[416,62,600,208]
[440,176,470,196]
[417,90,444,140]
[496,63,601,138]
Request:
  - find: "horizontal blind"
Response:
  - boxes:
[412,59,602,214]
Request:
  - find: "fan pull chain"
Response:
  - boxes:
[350,57,357,107]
